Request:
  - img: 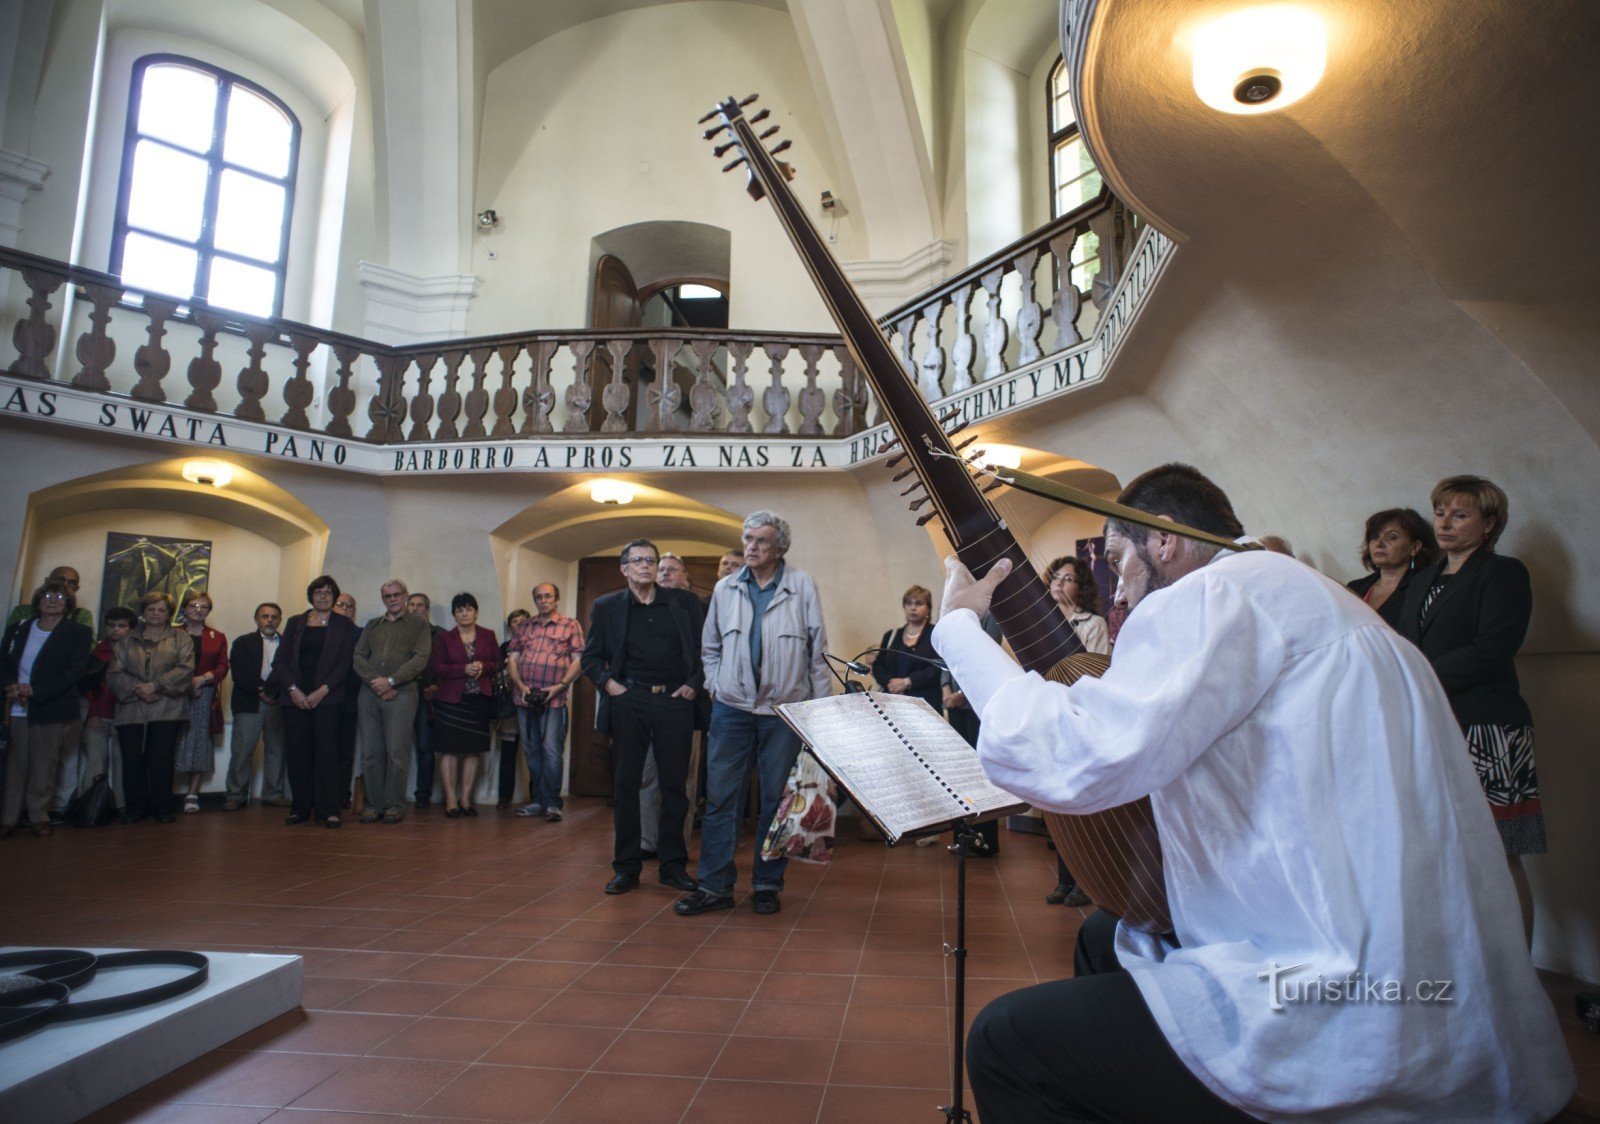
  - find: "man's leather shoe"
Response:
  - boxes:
[751,890,782,915]
[674,889,734,916]
[605,874,639,895]
[659,870,698,892]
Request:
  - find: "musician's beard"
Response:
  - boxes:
[1126,538,1171,608]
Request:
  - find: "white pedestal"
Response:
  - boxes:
[0,947,302,1123]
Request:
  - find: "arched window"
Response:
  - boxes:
[1048,56,1103,290]
[110,55,300,319]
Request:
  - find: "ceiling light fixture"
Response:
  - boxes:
[1190,5,1326,115]
[978,444,1025,471]
[589,479,636,506]
[181,459,234,488]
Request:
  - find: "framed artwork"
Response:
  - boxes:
[99,533,211,621]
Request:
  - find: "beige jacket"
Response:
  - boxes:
[109,626,196,724]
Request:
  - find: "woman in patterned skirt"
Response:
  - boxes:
[426,592,502,817]
[175,591,228,814]
[1399,475,1543,940]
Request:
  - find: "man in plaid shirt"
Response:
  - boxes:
[507,582,584,821]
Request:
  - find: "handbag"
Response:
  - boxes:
[760,750,837,865]
[491,667,518,721]
[65,773,117,828]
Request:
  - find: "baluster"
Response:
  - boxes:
[434,351,465,439]
[831,346,865,436]
[725,340,754,433]
[1015,248,1043,365]
[895,313,918,380]
[1050,229,1085,349]
[600,339,631,433]
[365,353,410,442]
[761,341,790,435]
[183,310,227,410]
[72,282,122,390]
[460,347,492,439]
[918,310,945,402]
[648,338,682,432]
[279,333,319,429]
[407,352,439,441]
[688,338,720,432]
[231,321,274,420]
[325,345,359,438]
[522,339,555,435]
[797,343,825,435]
[8,268,64,379]
[490,342,521,437]
[1088,203,1124,308]
[949,283,976,393]
[132,297,179,402]
[562,340,595,433]
[979,267,1008,381]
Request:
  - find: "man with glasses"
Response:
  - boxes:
[581,539,704,895]
[352,579,432,823]
[221,602,288,809]
[676,511,831,918]
[508,582,584,823]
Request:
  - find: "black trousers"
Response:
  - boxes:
[117,720,183,819]
[283,703,341,820]
[497,730,519,803]
[967,910,1258,1122]
[610,688,693,878]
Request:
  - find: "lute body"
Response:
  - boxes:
[706,96,1170,934]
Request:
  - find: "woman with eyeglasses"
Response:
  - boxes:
[427,592,503,817]
[109,591,195,824]
[1,579,93,837]
[175,590,229,814]
[273,575,360,828]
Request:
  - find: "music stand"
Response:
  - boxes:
[937,822,984,1123]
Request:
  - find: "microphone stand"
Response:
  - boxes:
[939,821,981,1123]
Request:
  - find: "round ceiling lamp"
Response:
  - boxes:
[181,459,234,488]
[1190,5,1327,115]
[589,479,636,505]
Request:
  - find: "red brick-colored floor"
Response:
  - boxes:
[6,799,1597,1123]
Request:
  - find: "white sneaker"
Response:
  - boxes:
[182,795,200,814]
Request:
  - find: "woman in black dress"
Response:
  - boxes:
[1398,475,1542,937]
[872,584,942,710]
[273,575,359,828]
[1346,507,1437,629]
[427,592,502,817]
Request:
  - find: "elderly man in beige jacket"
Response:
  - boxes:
[675,510,831,918]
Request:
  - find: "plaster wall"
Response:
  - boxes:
[468,3,841,335]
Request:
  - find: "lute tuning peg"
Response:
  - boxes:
[769,139,793,157]
[714,140,739,157]
[759,126,779,141]
[722,156,748,173]
[916,510,940,527]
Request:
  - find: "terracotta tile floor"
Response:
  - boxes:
[5,798,1597,1123]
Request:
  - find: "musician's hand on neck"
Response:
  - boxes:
[942,556,1011,620]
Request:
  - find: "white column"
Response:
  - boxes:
[0,150,49,248]
[357,261,479,345]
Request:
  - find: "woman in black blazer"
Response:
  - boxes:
[1398,477,1542,929]
[872,584,943,711]
[272,574,359,828]
[1,580,93,837]
[1347,507,1438,629]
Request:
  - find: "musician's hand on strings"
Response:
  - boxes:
[942,556,1011,619]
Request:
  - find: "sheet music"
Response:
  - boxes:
[777,692,1026,842]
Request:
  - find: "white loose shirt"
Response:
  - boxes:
[934,549,1572,1122]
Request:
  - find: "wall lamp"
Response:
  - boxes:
[589,479,636,506]
[182,459,234,488]
[476,209,500,231]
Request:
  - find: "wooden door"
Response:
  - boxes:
[568,553,731,798]
[589,254,642,431]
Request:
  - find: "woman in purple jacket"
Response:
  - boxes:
[426,592,502,817]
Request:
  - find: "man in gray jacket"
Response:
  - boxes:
[676,511,831,917]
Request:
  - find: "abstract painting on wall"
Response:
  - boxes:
[99,533,211,621]
[1076,535,1127,642]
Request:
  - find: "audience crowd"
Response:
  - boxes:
[0,480,1548,933]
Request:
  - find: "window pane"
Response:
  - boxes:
[1053,137,1102,216]
[120,232,198,299]
[126,140,208,241]
[1071,230,1101,294]
[1050,60,1076,132]
[223,87,293,177]
[214,170,286,262]
[137,64,218,153]
[207,257,277,317]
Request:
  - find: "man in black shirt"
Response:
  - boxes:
[581,538,704,895]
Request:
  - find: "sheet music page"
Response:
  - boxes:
[868,694,1024,817]
[776,693,963,839]
[777,693,1025,840]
